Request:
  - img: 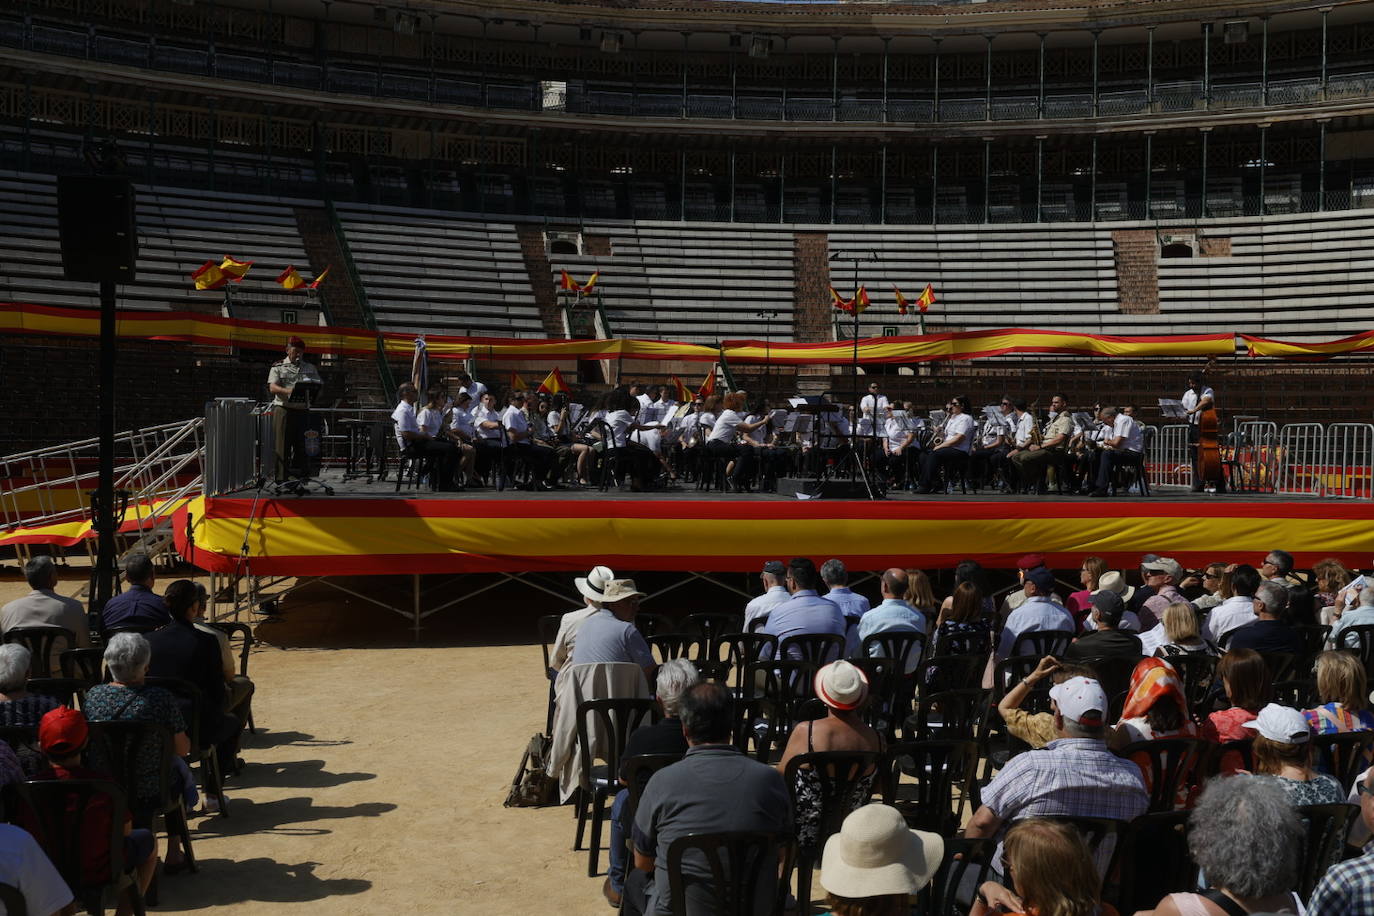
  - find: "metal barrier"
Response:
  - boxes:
[205,399,260,496]
[1323,423,1374,499]
[1227,420,1280,493]
[1276,423,1325,497]
[1148,424,1192,489]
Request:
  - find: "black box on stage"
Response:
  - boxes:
[776,477,874,500]
[56,175,138,283]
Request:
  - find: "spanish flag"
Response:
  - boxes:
[558,270,598,293]
[191,260,228,291]
[510,371,529,392]
[537,368,569,396]
[698,366,717,400]
[558,269,576,291]
[829,285,853,314]
[894,286,909,316]
[670,375,692,403]
[276,266,306,291]
[581,271,599,293]
[309,266,331,290]
[916,283,936,314]
[854,286,871,314]
[219,256,253,282]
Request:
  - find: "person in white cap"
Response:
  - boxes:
[548,565,615,672]
[819,804,942,916]
[965,675,1146,889]
[1247,702,1344,806]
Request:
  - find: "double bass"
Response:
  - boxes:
[1197,406,1223,489]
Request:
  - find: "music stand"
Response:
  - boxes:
[1157,398,1189,420]
[273,379,334,496]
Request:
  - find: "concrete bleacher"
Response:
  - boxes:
[0,170,316,314]
[333,204,544,337]
[553,222,797,341]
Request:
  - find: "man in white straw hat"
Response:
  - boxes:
[549,565,615,673]
[1082,570,1142,633]
[569,578,655,683]
[819,804,943,914]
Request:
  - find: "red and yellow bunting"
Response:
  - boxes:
[175,495,1374,576]
[1241,331,1374,360]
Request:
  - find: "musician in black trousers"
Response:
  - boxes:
[916,396,976,494]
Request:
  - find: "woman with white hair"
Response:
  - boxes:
[83,632,197,871]
[0,644,59,729]
[1145,773,1304,915]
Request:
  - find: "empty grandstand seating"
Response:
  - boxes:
[333,204,545,337]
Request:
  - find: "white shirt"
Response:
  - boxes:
[1181,386,1214,426]
[502,405,530,442]
[449,407,475,440]
[941,413,977,453]
[744,585,791,632]
[708,410,744,444]
[885,417,913,451]
[858,394,889,436]
[1013,412,1034,448]
[997,595,1074,660]
[0,823,74,916]
[1112,413,1144,453]
[604,409,635,447]
[464,380,488,403]
[1205,594,1258,643]
[391,401,420,450]
[418,406,444,438]
[472,404,504,441]
[636,393,653,410]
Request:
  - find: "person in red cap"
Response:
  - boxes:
[30,707,157,913]
[267,335,322,481]
[1000,554,1063,618]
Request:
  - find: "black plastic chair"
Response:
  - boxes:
[682,613,744,659]
[778,633,845,665]
[848,656,903,735]
[25,677,88,709]
[633,612,672,640]
[1313,732,1374,794]
[884,739,978,835]
[1116,738,1213,813]
[1272,679,1319,710]
[664,831,795,916]
[1337,624,1374,679]
[1294,624,1332,670]
[648,633,706,666]
[918,652,987,693]
[1211,738,1254,775]
[860,630,927,673]
[3,778,145,916]
[3,626,76,678]
[721,633,778,694]
[1295,803,1361,898]
[60,647,106,684]
[144,677,227,819]
[782,750,889,912]
[1009,630,1073,661]
[84,720,196,874]
[1258,651,1298,685]
[0,882,24,916]
[1165,653,1219,720]
[537,614,562,734]
[1081,655,1143,721]
[573,697,660,877]
[1049,816,1128,888]
[903,688,990,742]
[619,752,685,884]
[920,836,994,916]
[1106,809,1195,914]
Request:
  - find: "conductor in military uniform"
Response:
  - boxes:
[268,335,323,479]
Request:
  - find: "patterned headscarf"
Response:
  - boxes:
[1120,656,1194,730]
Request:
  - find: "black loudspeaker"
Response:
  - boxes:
[775,477,874,500]
[56,175,138,283]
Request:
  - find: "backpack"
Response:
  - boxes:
[503,733,560,808]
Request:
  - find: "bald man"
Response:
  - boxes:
[856,568,926,672]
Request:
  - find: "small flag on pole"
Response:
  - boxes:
[829,286,854,314]
[670,375,692,403]
[558,270,598,293]
[191,260,228,290]
[219,256,253,282]
[916,283,936,314]
[559,269,576,291]
[537,368,569,396]
[853,286,871,314]
[698,365,717,400]
[510,371,529,392]
[581,271,599,293]
[893,286,909,316]
[308,266,331,290]
[276,266,306,291]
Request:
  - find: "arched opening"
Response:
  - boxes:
[1160,242,1194,259]
[548,239,579,256]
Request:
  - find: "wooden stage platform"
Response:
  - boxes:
[173,467,1374,577]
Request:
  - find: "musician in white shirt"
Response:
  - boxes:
[501,391,555,489]
[916,395,976,494]
[858,382,889,437]
[706,392,767,491]
[1182,371,1223,492]
[594,388,659,491]
[1089,406,1144,497]
[392,384,460,490]
[436,389,478,485]
[470,390,506,481]
[883,402,918,488]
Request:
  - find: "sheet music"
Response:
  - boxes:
[768,408,789,427]
[1157,398,1189,419]
[788,397,808,408]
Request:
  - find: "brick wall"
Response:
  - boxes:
[1199,236,1233,257]
[1112,230,1160,315]
[583,235,613,258]
[514,225,567,338]
[793,232,833,343]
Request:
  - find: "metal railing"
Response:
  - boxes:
[1148,424,1193,489]
[1228,420,1280,493]
[1276,423,1325,497]
[1323,423,1374,499]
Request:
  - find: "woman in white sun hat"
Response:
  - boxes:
[819,803,943,916]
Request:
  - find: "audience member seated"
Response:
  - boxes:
[776,661,884,856]
[0,644,60,727]
[566,579,655,683]
[1204,564,1260,645]
[83,633,195,872]
[966,675,1147,882]
[931,582,995,658]
[1066,555,1108,617]
[996,566,1074,661]
[1305,650,1374,743]
[149,581,241,785]
[1110,657,1199,750]
[903,568,939,625]
[99,554,172,635]
[1145,601,1219,658]
[550,566,614,672]
[819,804,942,916]
[0,822,73,916]
[1201,648,1271,744]
[623,682,792,916]
[1309,765,1374,915]
[1064,590,1143,661]
[1332,582,1374,648]
[1147,773,1303,916]
[998,554,1060,618]
[994,657,1096,750]
[1139,557,1191,631]
[0,556,92,672]
[939,560,996,620]
[1312,558,1353,627]
[761,558,846,661]
[821,559,871,656]
[742,561,790,633]
[858,569,926,673]
[1225,581,1304,655]
[187,583,255,740]
[31,707,156,915]
[1248,703,1344,805]
[1083,571,1143,634]
[971,819,1114,916]
[603,658,698,908]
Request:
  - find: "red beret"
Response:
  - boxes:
[1016,553,1046,570]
